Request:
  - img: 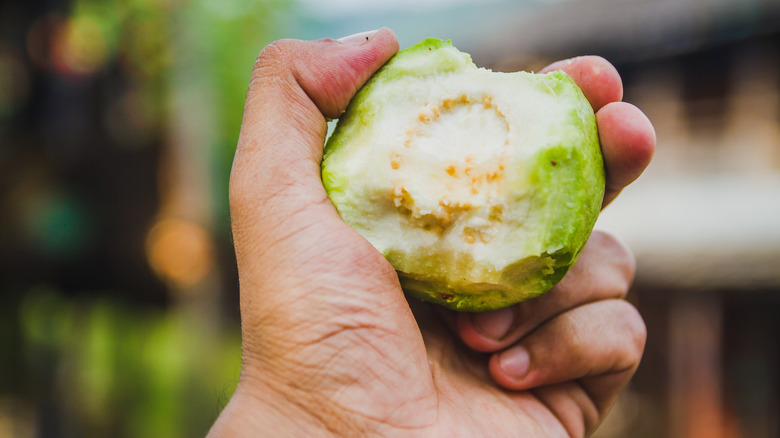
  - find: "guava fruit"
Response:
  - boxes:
[321,38,604,311]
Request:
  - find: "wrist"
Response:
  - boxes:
[209,375,390,438]
[208,381,326,437]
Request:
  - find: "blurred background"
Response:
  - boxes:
[1,0,779,437]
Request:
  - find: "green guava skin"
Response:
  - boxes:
[322,38,604,311]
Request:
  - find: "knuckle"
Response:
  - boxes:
[251,39,301,85]
[255,39,294,68]
[592,230,637,289]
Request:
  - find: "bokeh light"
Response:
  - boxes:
[0,397,36,438]
[19,189,94,260]
[145,218,215,289]
[50,15,110,77]
[26,14,61,70]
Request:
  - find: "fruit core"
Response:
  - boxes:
[390,94,509,244]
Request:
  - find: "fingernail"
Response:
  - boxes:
[499,345,530,379]
[471,307,514,340]
[337,29,380,46]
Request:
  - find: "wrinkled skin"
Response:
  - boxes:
[209,28,656,437]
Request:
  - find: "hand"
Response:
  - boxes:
[209,29,655,437]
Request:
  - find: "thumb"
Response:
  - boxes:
[231,28,398,233]
[231,28,397,284]
[229,30,426,372]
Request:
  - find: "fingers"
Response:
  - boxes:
[491,299,646,433]
[453,232,645,434]
[449,232,644,436]
[489,299,645,389]
[540,56,656,208]
[457,231,635,353]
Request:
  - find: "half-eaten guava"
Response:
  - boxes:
[322,38,604,311]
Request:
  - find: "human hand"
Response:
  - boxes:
[208,28,655,437]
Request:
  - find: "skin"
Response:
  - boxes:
[209,28,656,437]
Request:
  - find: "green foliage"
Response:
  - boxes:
[16,287,242,438]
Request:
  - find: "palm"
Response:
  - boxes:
[330,293,594,438]
[271,220,610,437]
[232,220,637,437]
[287,221,637,438]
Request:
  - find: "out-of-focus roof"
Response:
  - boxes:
[472,0,780,65]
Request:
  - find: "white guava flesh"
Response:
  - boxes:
[322,38,604,311]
